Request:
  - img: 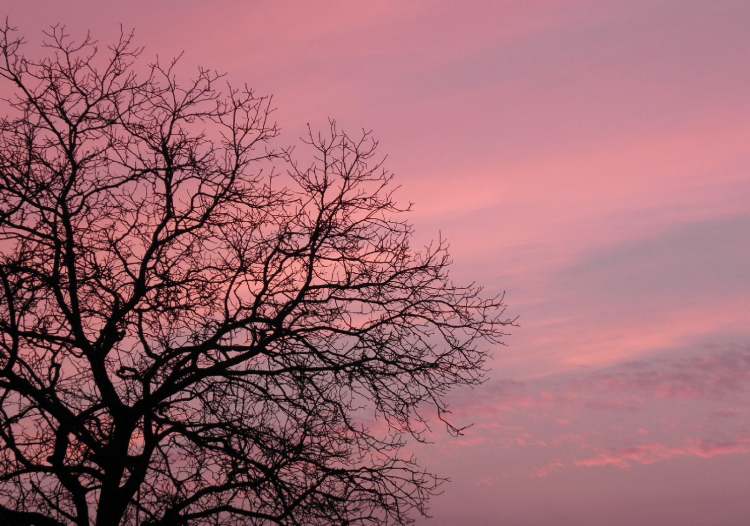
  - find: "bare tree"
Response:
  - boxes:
[0,23,512,526]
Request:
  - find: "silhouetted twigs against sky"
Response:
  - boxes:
[0,22,513,526]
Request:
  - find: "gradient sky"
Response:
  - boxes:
[5,1,750,524]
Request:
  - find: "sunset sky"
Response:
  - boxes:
[5,1,750,524]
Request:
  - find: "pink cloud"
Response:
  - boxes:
[576,437,750,470]
[453,345,750,425]
[532,460,565,479]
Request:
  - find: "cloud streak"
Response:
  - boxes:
[576,437,750,469]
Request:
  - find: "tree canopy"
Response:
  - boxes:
[0,23,512,525]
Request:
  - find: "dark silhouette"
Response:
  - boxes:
[0,23,512,525]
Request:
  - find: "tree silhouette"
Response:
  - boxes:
[0,23,512,526]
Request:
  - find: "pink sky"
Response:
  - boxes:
[6,1,750,524]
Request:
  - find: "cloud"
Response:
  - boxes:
[532,460,566,479]
[455,344,750,421]
[559,214,750,312]
[439,342,750,485]
[576,437,750,470]
[501,210,750,373]
[575,344,750,403]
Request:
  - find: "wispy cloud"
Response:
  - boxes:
[576,437,750,469]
